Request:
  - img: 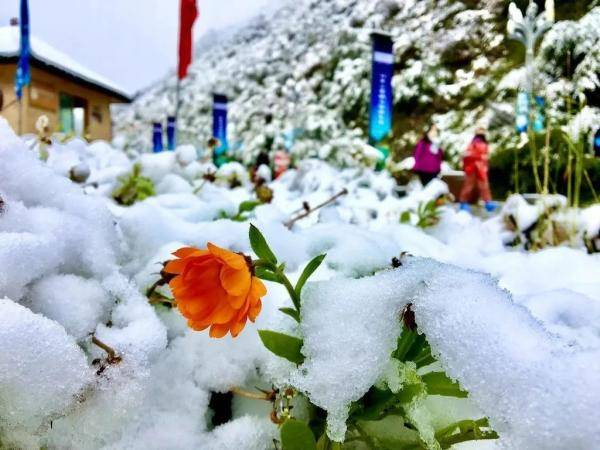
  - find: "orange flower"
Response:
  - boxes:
[164,243,267,338]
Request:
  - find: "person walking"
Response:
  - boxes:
[459,127,496,212]
[413,124,443,186]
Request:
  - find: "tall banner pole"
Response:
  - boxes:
[368,32,394,171]
[15,0,31,135]
[175,0,198,145]
[212,94,228,167]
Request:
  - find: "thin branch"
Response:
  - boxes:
[230,387,273,401]
[284,189,348,229]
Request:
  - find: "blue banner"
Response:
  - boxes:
[369,33,394,169]
[212,94,228,166]
[152,122,164,153]
[369,33,394,143]
[166,116,176,150]
[14,0,31,100]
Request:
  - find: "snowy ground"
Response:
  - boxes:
[1,118,600,449]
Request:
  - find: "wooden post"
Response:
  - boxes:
[18,97,23,135]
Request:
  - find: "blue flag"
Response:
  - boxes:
[15,0,31,100]
[152,122,164,153]
[166,116,176,150]
[212,94,228,166]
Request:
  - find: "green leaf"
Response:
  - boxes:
[280,419,317,450]
[413,345,436,368]
[400,210,411,224]
[316,433,342,450]
[249,224,277,264]
[255,266,280,283]
[238,200,261,214]
[279,307,301,322]
[394,325,419,361]
[351,387,398,421]
[422,372,468,398]
[258,330,304,364]
[295,254,326,295]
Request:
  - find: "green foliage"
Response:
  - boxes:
[249,224,278,264]
[330,325,497,449]
[112,163,155,206]
[295,254,326,296]
[218,200,262,222]
[281,419,318,450]
[400,200,443,229]
[421,372,467,398]
[489,130,600,204]
[258,330,304,365]
[279,307,301,322]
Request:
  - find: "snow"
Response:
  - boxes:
[0,298,91,444]
[292,258,600,446]
[28,274,110,341]
[0,26,129,99]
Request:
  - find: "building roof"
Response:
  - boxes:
[0,26,130,102]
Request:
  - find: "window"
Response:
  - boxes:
[59,93,87,136]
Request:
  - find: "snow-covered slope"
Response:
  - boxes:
[3,116,600,448]
[114,0,599,165]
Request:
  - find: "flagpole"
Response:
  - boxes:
[175,79,181,123]
[175,0,197,144]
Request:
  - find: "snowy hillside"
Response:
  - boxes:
[114,0,599,166]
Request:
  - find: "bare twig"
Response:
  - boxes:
[230,387,274,401]
[284,188,348,229]
[92,336,122,364]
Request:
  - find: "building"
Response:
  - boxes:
[0,25,130,141]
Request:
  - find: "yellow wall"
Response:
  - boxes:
[0,63,123,141]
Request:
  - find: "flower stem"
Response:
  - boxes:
[92,336,122,364]
[276,268,302,312]
[254,260,302,314]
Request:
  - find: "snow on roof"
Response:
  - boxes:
[0,26,130,101]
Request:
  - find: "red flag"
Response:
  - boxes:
[178,0,198,80]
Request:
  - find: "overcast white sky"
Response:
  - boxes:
[0,0,280,95]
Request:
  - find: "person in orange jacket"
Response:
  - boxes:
[459,127,496,212]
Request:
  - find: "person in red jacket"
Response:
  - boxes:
[459,127,496,212]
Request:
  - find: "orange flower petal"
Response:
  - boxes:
[187,320,210,332]
[181,257,219,283]
[206,299,239,325]
[250,277,267,298]
[230,320,246,337]
[164,258,188,275]
[207,242,246,270]
[220,264,251,297]
[209,323,230,338]
[248,299,262,322]
[173,247,209,259]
